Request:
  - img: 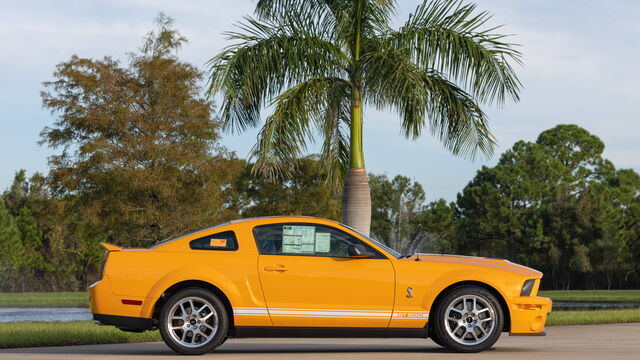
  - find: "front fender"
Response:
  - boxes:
[421,269,519,312]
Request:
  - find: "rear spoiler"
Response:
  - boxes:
[100,242,123,252]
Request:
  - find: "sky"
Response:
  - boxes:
[1,0,638,202]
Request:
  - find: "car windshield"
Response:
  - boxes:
[341,224,402,259]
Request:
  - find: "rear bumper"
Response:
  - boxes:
[509,296,552,335]
[89,275,153,325]
[93,313,154,331]
[90,275,153,330]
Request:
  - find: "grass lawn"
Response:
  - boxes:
[539,290,640,303]
[0,321,160,348]
[545,308,640,326]
[0,309,640,349]
[0,292,88,308]
[1,309,640,348]
[1,290,640,309]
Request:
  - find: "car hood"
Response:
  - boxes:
[405,253,542,278]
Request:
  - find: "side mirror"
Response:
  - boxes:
[348,244,374,258]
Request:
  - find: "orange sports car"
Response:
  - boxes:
[89,216,551,355]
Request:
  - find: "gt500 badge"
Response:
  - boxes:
[393,311,429,319]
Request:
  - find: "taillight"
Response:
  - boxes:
[99,250,109,280]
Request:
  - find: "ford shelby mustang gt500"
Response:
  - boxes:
[90,216,551,354]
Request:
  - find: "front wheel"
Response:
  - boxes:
[432,286,503,352]
[429,331,444,347]
[159,288,229,355]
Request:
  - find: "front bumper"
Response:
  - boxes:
[509,296,552,335]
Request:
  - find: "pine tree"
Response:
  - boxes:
[0,198,24,269]
[15,207,49,272]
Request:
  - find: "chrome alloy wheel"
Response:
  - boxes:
[444,295,496,346]
[166,296,218,348]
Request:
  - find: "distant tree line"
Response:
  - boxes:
[2,124,637,291]
[368,124,640,290]
[1,17,638,291]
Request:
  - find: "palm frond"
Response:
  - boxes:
[384,0,521,105]
[255,0,343,47]
[361,0,397,35]
[207,16,347,133]
[362,49,495,159]
[332,0,397,57]
[250,77,351,179]
[256,1,397,44]
[256,0,332,20]
[318,79,351,188]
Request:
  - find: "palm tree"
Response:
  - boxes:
[207,0,521,236]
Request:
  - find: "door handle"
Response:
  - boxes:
[264,265,290,272]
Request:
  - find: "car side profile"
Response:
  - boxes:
[89,216,551,355]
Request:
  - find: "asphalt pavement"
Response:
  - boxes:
[1,323,638,360]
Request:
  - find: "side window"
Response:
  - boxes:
[253,224,381,258]
[190,231,238,251]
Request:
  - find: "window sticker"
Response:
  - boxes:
[282,225,316,254]
[283,234,301,245]
[209,238,227,247]
[282,244,298,253]
[314,232,331,252]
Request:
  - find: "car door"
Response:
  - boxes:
[254,222,395,327]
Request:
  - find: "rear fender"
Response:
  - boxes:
[140,267,242,319]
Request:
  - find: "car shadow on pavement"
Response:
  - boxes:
[216,344,533,354]
[0,342,175,356]
[218,343,451,354]
[0,343,455,356]
[0,342,535,356]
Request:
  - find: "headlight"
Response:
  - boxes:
[520,279,536,296]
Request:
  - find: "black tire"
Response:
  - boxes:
[432,285,503,353]
[429,331,444,347]
[159,288,229,355]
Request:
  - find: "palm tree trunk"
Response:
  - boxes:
[342,168,371,235]
[342,0,371,236]
[342,84,371,235]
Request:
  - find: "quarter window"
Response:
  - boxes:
[189,231,238,251]
[253,223,382,258]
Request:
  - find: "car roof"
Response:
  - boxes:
[150,216,340,249]
[229,215,339,225]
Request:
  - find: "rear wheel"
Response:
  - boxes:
[432,286,503,352]
[159,288,228,355]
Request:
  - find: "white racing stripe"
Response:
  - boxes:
[269,311,391,317]
[268,308,391,312]
[234,307,429,320]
